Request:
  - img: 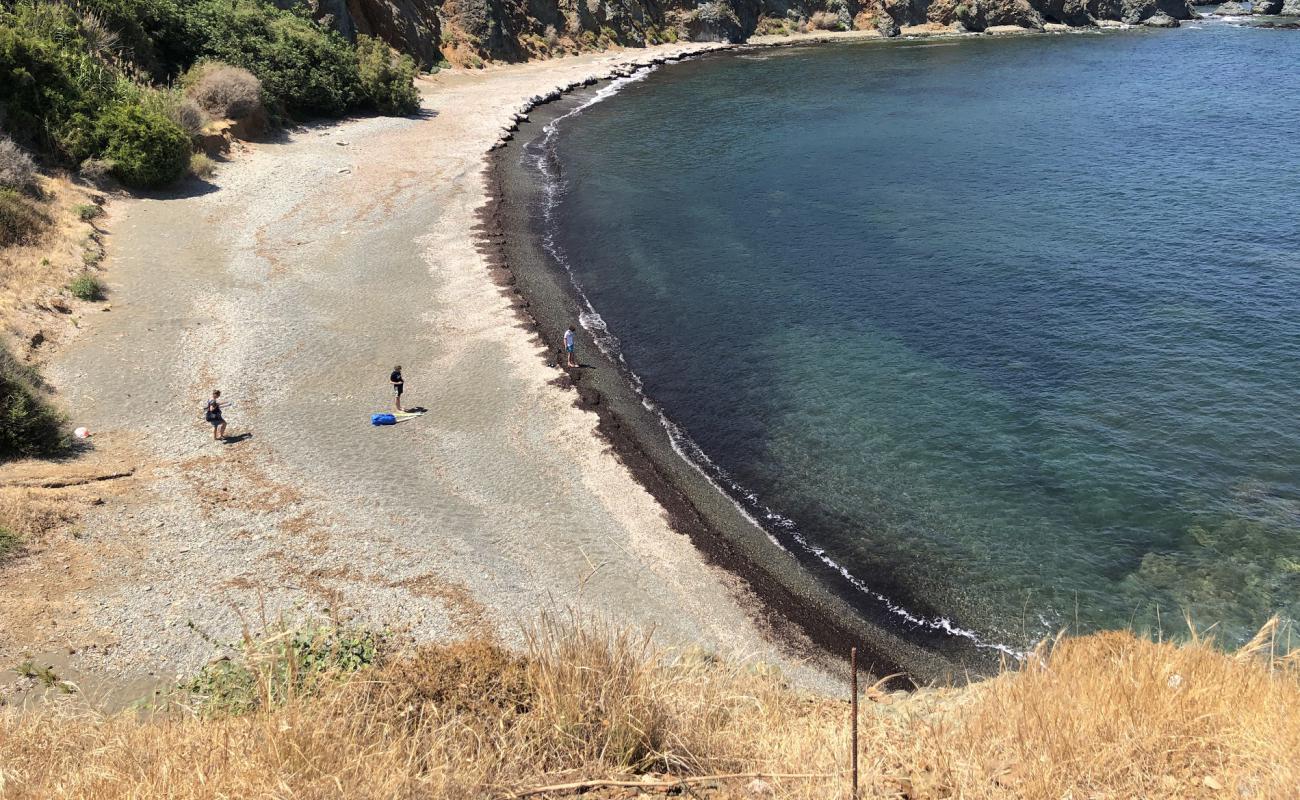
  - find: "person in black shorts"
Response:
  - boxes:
[205,389,227,440]
[390,366,404,411]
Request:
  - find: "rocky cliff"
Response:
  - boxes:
[294,0,1198,67]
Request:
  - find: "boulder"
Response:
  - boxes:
[1039,0,1094,25]
[876,9,903,33]
[1253,0,1283,12]
[927,0,1045,29]
[687,0,747,41]
[1089,0,1195,21]
[1142,9,1179,23]
[1213,0,1249,12]
[1282,0,1300,13]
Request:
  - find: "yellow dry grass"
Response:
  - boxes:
[0,614,1296,799]
[0,173,105,359]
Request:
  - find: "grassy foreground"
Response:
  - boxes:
[1,615,1297,799]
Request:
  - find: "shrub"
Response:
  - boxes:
[76,203,104,221]
[810,10,847,29]
[186,623,382,716]
[139,87,209,136]
[355,36,420,116]
[0,136,39,192]
[189,151,215,178]
[96,103,192,188]
[74,0,197,80]
[69,272,106,300]
[0,188,50,247]
[0,18,110,161]
[185,0,361,117]
[0,525,17,561]
[0,347,67,460]
[184,62,263,119]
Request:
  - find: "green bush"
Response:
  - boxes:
[96,103,192,188]
[69,273,106,300]
[186,623,382,716]
[186,0,361,117]
[0,16,111,161]
[0,526,18,562]
[74,0,197,80]
[0,188,50,247]
[0,0,420,180]
[355,35,420,116]
[76,203,104,221]
[0,347,67,461]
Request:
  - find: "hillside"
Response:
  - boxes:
[322,0,1200,69]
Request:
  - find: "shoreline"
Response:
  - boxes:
[7,41,875,705]
[481,42,1005,683]
[2,23,1176,703]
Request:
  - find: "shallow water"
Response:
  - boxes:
[541,23,1300,649]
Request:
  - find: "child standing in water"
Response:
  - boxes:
[204,390,226,440]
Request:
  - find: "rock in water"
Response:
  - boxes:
[1282,0,1300,14]
[1253,0,1283,12]
[1143,10,1180,23]
[1214,0,1250,12]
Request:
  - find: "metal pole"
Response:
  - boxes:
[850,646,859,800]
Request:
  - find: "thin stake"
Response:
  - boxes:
[850,645,859,800]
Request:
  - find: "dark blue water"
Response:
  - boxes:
[543,22,1300,649]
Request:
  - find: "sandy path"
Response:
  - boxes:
[2,44,845,691]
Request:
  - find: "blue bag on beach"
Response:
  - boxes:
[371,413,397,426]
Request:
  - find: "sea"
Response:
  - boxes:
[529,17,1300,652]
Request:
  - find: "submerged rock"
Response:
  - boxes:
[1143,10,1180,23]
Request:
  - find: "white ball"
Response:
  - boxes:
[74,426,90,439]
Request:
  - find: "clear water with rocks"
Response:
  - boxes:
[538,22,1300,651]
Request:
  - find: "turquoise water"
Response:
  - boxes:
[540,23,1300,650]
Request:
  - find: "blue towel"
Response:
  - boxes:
[371,413,397,426]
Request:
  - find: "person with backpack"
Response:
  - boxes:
[204,390,227,441]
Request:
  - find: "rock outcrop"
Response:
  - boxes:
[1282,0,1300,14]
[1213,0,1249,12]
[1253,0,1283,12]
[285,0,1198,67]
[1142,9,1179,23]
[925,0,1045,29]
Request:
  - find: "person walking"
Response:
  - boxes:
[564,326,577,368]
[390,365,404,411]
[204,390,227,441]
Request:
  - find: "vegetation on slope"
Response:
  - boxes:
[0,0,420,189]
[1,614,1297,798]
[0,346,67,461]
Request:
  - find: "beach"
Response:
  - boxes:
[2,39,898,700]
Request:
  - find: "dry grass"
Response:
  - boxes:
[0,613,1296,799]
[0,173,106,360]
[184,62,263,120]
